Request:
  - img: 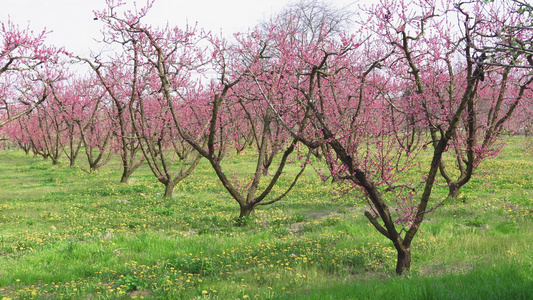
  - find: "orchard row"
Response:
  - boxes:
[1,0,532,274]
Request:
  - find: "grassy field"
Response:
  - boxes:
[0,137,532,299]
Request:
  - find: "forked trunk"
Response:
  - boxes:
[395,247,411,275]
[164,182,175,198]
[238,204,255,220]
[448,183,461,198]
[119,158,143,184]
[120,166,136,183]
[120,171,130,184]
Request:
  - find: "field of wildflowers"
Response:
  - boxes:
[0,137,532,299]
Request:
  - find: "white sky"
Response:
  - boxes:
[3,0,360,57]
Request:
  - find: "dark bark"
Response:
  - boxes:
[437,65,533,198]
[79,57,145,184]
[448,183,461,198]
[20,143,31,155]
[68,156,77,167]
[64,129,82,167]
[163,181,176,198]
[396,247,411,275]
[238,204,255,219]
[120,168,135,184]
[288,36,480,274]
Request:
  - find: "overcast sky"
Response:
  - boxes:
[3,0,359,57]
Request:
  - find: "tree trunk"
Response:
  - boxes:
[238,204,255,220]
[22,145,30,155]
[448,183,461,198]
[395,247,411,275]
[120,167,133,183]
[163,182,175,198]
[119,158,144,184]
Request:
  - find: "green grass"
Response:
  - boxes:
[0,138,532,299]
